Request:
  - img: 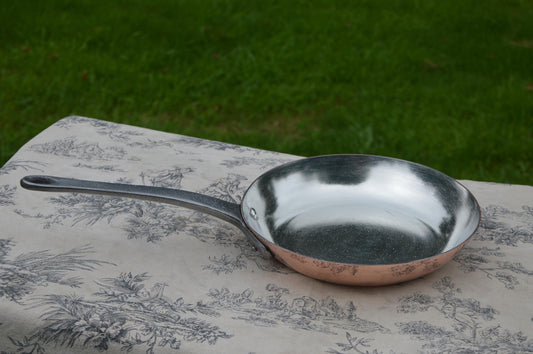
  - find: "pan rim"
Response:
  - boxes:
[239,153,482,267]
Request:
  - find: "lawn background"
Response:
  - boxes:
[1,0,532,185]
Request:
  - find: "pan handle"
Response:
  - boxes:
[20,175,270,256]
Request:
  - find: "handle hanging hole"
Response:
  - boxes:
[249,208,258,220]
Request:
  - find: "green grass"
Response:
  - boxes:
[1,0,532,184]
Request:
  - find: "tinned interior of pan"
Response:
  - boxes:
[241,155,480,265]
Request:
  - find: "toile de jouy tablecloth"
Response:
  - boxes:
[0,116,532,353]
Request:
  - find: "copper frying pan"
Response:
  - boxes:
[20,155,480,286]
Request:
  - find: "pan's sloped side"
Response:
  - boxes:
[262,236,468,286]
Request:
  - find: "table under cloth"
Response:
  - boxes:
[0,116,532,353]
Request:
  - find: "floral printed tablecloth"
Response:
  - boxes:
[1,116,532,353]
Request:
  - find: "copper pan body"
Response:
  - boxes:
[257,235,466,286]
[21,155,481,286]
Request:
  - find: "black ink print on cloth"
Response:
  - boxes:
[30,137,128,161]
[0,185,16,206]
[54,115,111,129]
[0,160,46,176]
[220,157,295,170]
[326,332,387,354]
[7,272,231,353]
[55,115,143,142]
[206,283,389,335]
[72,163,126,172]
[140,167,194,188]
[454,246,533,289]
[479,205,533,246]
[202,254,247,275]
[0,240,109,303]
[396,276,533,352]
[198,173,248,203]
[174,135,260,154]
[56,115,175,149]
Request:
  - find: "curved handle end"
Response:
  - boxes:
[21,175,60,190]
